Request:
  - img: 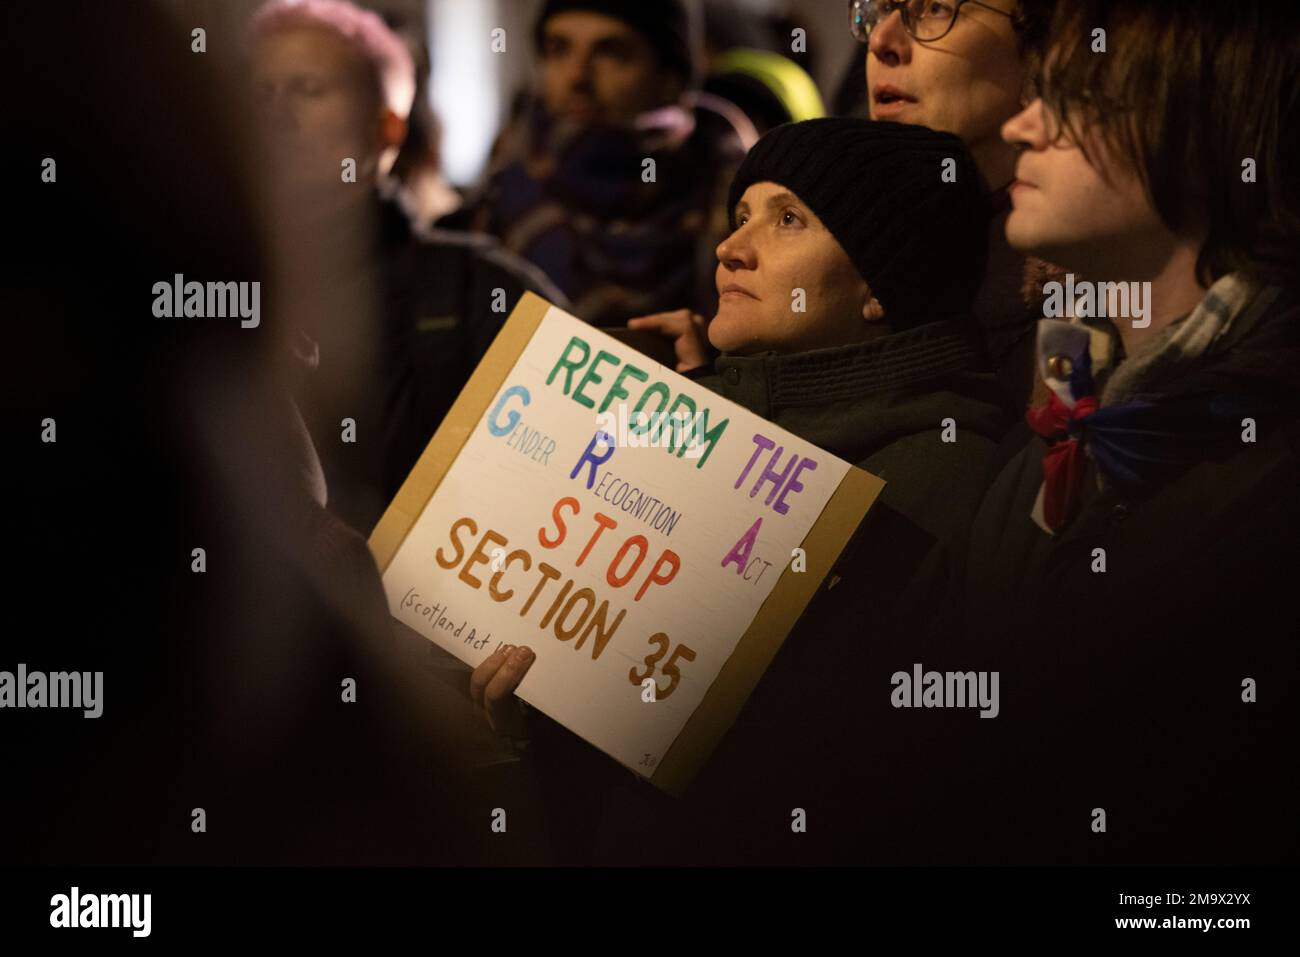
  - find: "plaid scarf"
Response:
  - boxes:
[1026,274,1285,534]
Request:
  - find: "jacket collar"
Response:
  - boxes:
[706,319,988,420]
[692,319,1006,465]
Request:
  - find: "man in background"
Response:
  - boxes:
[454,0,751,328]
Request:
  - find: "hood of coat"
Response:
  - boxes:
[688,318,1009,467]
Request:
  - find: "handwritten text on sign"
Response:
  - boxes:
[381,306,851,775]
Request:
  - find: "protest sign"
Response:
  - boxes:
[370,294,883,794]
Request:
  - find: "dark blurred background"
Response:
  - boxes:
[163,0,864,186]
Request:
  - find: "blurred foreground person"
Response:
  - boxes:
[5,0,545,865]
[249,0,564,533]
[454,0,752,328]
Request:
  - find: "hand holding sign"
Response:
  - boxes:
[470,644,533,737]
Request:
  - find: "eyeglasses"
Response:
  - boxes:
[1023,72,1134,144]
[849,0,1018,44]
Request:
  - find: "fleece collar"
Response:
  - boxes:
[693,319,1005,463]
[708,319,987,417]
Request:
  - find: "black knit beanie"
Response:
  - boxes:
[728,118,991,326]
[534,0,699,85]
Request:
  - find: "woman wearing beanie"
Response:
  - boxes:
[629,117,1009,641]
[475,119,1015,864]
[614,118,1011,862]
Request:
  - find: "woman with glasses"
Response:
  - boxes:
[851,0,1056,416]
[853,0,1045,215]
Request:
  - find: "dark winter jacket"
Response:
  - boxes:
[298,195,566,534]
[957,280,1300,863]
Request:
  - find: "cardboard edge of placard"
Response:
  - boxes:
[649,466,885,797]
[369,291,552,573]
